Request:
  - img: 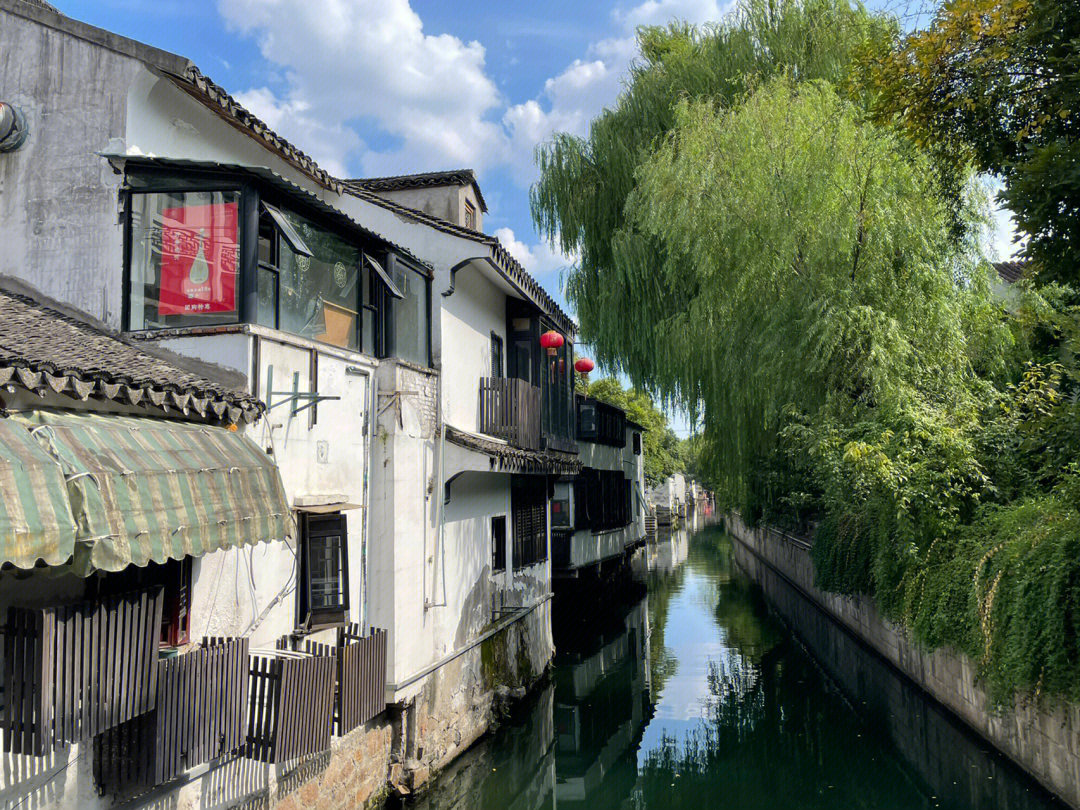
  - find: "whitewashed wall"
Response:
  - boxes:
[440,267,507,433]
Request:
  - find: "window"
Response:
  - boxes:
[492,515,507,572]
[633,431,642,455]
[258,207,362,351]
[551,480,571,529]
[491,332,504,378]
[511,476,548,569]
[299,512,350,628]
[577,397,627,447]
[125,171,427,363]
[573,468,631,532]
[464,199,477,230]
[386,255,431,366]
[128,190,242,330]
[95,556,192,647]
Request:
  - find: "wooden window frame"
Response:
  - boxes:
[298,512,350,630]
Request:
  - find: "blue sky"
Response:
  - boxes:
[53,0,1021,435]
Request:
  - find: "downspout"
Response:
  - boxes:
[362,370,377,630]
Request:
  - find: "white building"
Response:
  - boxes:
[0,0,573,805]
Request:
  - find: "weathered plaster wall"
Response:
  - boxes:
[725,513,1080,810]
[440,267,507,433]
[0,6,141,324]
[371,184,483,232]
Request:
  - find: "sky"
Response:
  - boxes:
[54,0,1023,435]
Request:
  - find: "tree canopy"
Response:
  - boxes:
[862,0,1080,283]
[534,0,1080,702]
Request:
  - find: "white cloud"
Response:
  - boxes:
[502,0,728,183]
[218,0,505,176]
[217,0,732,193]
[614,0,729,28]
[495,227,577,276]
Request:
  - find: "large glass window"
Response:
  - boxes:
[125,176,424,363]
[260,207,361,351]
[128,190,241,329]
[389,258,431,366]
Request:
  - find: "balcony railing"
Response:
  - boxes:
[479,377,541,450]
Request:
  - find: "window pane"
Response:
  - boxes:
[128,191,241,329]
[256,265,278,329]
[392,265,429,366]
[361,263,376,354]
[308,534,344,610]
[276,209,360,350]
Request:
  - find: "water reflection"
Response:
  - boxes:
[401,526,1064,810]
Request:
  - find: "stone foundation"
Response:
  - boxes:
[725,513,1080,809]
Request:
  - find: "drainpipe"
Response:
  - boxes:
[425,426,448,609]
[363,371,378,630]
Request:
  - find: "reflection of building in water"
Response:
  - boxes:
[647,528,690,576]
[395,685,556,810]
[553,595,651,808]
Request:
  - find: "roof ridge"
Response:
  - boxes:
[341,184,576,336]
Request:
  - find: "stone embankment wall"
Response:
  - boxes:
[724,514,1080,810]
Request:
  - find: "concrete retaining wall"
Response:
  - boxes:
[725,514,1080,809]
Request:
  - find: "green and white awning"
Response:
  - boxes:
[1,410,294,573]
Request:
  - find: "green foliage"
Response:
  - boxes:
[533,0,895,398]
[863,0,1080,284]
[584,376,682,485]
[534,0,1080,705]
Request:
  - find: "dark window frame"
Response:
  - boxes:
[490,331,504,378]
[298,511,350,630]
[491,515,507,573]
[511,476,548,570]
[573,467,631,532]
[93,556,192,647]
[122,167,427,364]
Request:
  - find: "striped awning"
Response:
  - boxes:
[0,418,78,568]
[4,410,294,573]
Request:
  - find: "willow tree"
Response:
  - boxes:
[532,0,895,403]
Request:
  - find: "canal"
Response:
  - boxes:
[396,523,1065,810]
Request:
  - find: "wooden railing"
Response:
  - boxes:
[479,377,541,450]
[94,637,249,792]
[247,651,336,764]
[3,587,164,756]
[279,625,388,737]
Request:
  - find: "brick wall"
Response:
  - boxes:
[725,514,1080,810]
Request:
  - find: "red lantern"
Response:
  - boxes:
[574,357,595,375]
[540,330,564,357]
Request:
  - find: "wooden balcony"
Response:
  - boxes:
[479,377,541,450]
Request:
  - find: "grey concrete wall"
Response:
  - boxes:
[725,513,1080,809]
[0,5,146,325]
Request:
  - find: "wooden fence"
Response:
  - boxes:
[94,636,249,793]
[277,625,387,738]
[247,652,335,764]
[479,377,541,450]
[3,587,164,756]
[337,625,387,735]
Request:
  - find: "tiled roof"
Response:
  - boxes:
[349,169,488,213]
[444,426,581,475]
[994,260,1026,284]
[165,68,345,194]
[342,183,577,337]
[0,278,261,424]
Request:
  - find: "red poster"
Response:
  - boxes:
[157,202,239,316]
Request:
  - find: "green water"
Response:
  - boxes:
[403,526,1064,810]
